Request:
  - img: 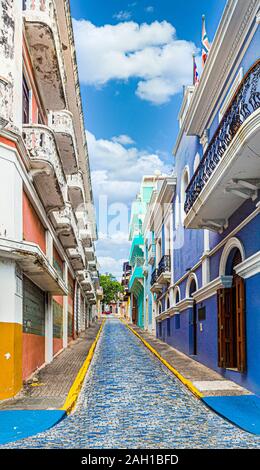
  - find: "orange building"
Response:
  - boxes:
[0,0,100,400]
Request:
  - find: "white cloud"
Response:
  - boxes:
[112,134,135,145]
[87,129,171,203]
[97,256,127,279]
[146,6,154,13]
[113,10,132,21]
[73,19,197,104]
[87,130,171,275]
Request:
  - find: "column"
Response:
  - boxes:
[63,263,68,348]
[45,230,53,264]
[170,206,174,285]
[45,293,53,364]
[202,229,210,286]
[0,260,23,399]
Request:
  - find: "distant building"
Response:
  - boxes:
[121,262,132,320]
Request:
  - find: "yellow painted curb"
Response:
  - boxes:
[62,320,105,414]
[122,320,203,400]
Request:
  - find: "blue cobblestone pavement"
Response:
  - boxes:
[2,319,260,449]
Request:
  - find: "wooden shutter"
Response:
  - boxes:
[235,276,246,372]
[217,288,233,368]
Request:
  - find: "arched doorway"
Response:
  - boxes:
[218,247,246,371]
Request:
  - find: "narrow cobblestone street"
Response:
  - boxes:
[2,318,260,449]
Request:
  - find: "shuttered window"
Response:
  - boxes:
[23,276,45,336]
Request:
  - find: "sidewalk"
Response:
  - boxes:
[0,321,102,411]
[128,324,260,435]
[129,324,251,397]
[0,321,102,445]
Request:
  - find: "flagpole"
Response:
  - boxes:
[192,53,195,85]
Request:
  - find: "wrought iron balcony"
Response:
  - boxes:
[23,0,66,111]
[49,111,79,174]
[23,125,66,210]
[151,269,159,286]
[185,60,260,221]
[158,255,171,277]
[150,268,163,293]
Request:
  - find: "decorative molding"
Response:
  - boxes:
[219,237,245,276]
[185,272,199,298]
[171,206,260,291]
[235,251,260,279]
[175,298,194,312]
[193,276,233,303]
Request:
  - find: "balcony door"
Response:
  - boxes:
[217,249,246,372]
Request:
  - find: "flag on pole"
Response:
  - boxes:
[202,14,211,66]
[193,54,199,86]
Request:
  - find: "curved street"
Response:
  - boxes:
[3,318,260,449]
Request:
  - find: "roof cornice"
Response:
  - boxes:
[184,0,259,137]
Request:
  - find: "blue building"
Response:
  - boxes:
[154,1,260,396]
[128,175,166,328]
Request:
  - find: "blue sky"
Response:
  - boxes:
[70,0,226,277]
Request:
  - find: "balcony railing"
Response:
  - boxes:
[151,269,159,286]
[185,60,260,215]
[49,111,79,174]
[52,202,78,249]
[148,243,156,265]
[133,257,145,268]
[158,255,171,277]
[67,172,84,208]
[23,125,66,209]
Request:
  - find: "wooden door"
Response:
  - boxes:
[217,288,233,368]
[234,275,246,372]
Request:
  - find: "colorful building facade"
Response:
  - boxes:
[0,0,100,400]
[128,1,260,397]
[128,175,166,328]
